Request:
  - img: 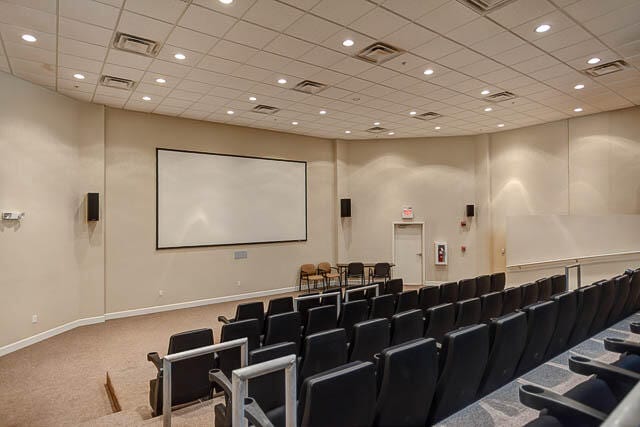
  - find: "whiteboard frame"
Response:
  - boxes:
[155,148,308,250]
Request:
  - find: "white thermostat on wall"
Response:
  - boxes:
[401,206,414,219]
[2,211,25,220]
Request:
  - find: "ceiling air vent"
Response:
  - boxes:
[113,32,160,57]
[457,0,517,13]
[100,75,136,90]
[486,91,517,103]
[366,126,389,134]
[293,80,328,95]
[251,105,280,115]
[413,112,442,121]
[584,60,628,77]
[356,42,404,65]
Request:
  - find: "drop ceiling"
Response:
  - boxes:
[1,0,639,139]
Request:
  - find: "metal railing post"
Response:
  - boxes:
[565,263,582,289]
[344,283,380,302]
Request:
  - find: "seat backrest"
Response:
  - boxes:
[455,297,481,328]
[266,297,293,318]
[248,342,297,413]
[521,282,539,307]
[300,328,348,386]
[475,275,491,297]
[297,294,321,327]
[235,301,265,333]
[544,290,578,359]
[550,274,567,295]
[349,318,390,363]
[515,300,559,376]
[536,278,553,301]
[478,312,528,396]
[305,305,337,336]
[264,311,301,352]
[390,309,424,345]
[366,282,385,300]
[458,278,477,300]
[490,272,506,292]
[374,339,438,427]
[606,275,630,326]
[320,291,339,319]
[373,262,390,277]
[429,324,490,423]
[480,291,503,323]
[439,281,459,304]
[418,286,440,312]
[385,278,403,295]
[369,294,395,320]
[424,303,456,342]
[347,262,364,275]
[588,279,616,335]
[346,287,366,302]
[501,286,522,315]
[299,361,376,427]
[218,319,261,379]
[317,262,332,274]
[300,264,316,276]
[623,269,640,316]
[338,300,369,342]
[568,284,601,347]
[395,290,419,313]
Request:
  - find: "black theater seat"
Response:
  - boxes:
[521,282,539,307]
[373,339,438,427]
[516,300,559,376]
[266,297,293,318]
[299,328,347,388]
[395,290,418,312]
[385,278,403,295]
[550,275,567,296]
[475,275,491,297]
[501,286,522,315]
[424,303,456,342]
[480,291,503,323]
[622,269,640,316]
[490,272,506,292]
[545,291,578,359]
[349,318,390,363]
[337,300,368,343]
[458,278,477,300]
[606,275,630,327]
[588,279,616,335]
[369,294,395,320]
[440,281,459,304]
[568,284,600,347]
[217,301,265,333]
[390,309,424,345]
[418,286,440,312]
[297,294,321,329]
[304,305,337,336]
[264,311,301,352]
[455,297,482,328]
[536,278,553,301]
[218,319,261,380]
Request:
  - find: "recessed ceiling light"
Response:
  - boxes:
[155,78,166,84]
[345,130,351,134]
[291,121,298,125]
[423,68,434,75]
[574,84,585,90]
[73,73,85,80]
[227,110,234,115]
[373,121,380,126]
[435,126,441,130]
[249,96,257,101]
[277,78,287,84]
[319,110,327,115]
[142,96,151,101]
[174,53,186,60]
[497,123,505,128]
[574,107,583,112]
[219,0,233,4]
[587,57,600,65]
[535,24,551,33]
[481,89,490,95]
[342,39,354,47]
[388,131,395,136]
[484,107,492,112]
[409,111,417,115]
[21,34,37,43]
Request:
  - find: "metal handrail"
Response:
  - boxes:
[162,337,248,427]
[294,291,342,318]
[565,264,582,289]
[602,379,640,427]
[344,283,380,302]
[506,250,640,269]
[231,354,297,427]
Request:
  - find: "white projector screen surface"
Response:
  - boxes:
[157,149,307,248]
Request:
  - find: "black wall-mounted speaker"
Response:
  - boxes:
[340,198,351,218]
[466,204,475,217]
[88,193,99,221]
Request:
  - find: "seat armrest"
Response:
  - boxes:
[630,322,640,334]
[147,352,163,371]
[604,337,640,355]
[209,369,232,398]
[244,397,275,427]
[519,384,607,423]
[569,355,640,384]
[217,315,232,324]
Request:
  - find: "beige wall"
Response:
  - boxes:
[0,72,104,348]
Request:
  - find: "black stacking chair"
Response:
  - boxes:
[304,305,337,336]
[502,286,522,315]
[217,301,265,333]
[147,328,216,416]
[475,275,491,297]
[588,279,616,335]
[299,328,347,387]
[369,294,395,320]
[536,278,553,301]
[369,262,391,283]
[515,300,559,376]
[440,281,459,304]
[265,297,293,318]
[395,290,418,312]
[345,262,365,286]
[390,309,424,345]
[385,278,403,295]
[455,297,482,328]
[622,269,640,316]
[297,294,321,329]
[338,300,368,343]
[568,284,601,347]
[349,318,390,363]
[424,303,456,342]
[218,319,261,380]
[490,272,506,292]
[428,324,490,424]
[606,275,630,327]
[418,286,440,313]
[478,312,528,396]
[263,311,301,352]
[480,291,503,323]
[374,339,438,427]
[550,274,567,296]
[458,278,477,300]
[545,291,578,359]
[521,282,539,307]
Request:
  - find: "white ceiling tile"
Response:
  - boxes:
[156,45,203,67]
[493,43,545,66]
[2,0,57,14]
[0,55,11,72]
[179,5,236,37]
[446,17,503,46]
[350,7,409,40]
[59,0,120,28]
[11,57,54,76]
[511,11,575,43]
[487,0,555,29]
[384,24,437,51]
[95,85,131,99]
[412,37,463,60]
[330,56,375,76]
[243,0,304,31]
[311,0,375,26]
[224,21,279,49]
[136,82,172,97]
[438,48,485,69]
[534,26,591,52]
[563,0,637,23]
[118,11,173,42]
[470,31,525,57]
[96,0,124,7]
[0,23,56,50]
[284,60,324,79]
[208,40,258,63]
[263,34,315,60]
[58,52,103,73]
[102,63,145,81]
[0,1,56,33]
[599,23,640,50]
[59,88,94,101]
[4,41,55,64]
[309,68,349,85]
[246,51,292,72]
[148,59,192,78]
[165,27,218,53]
[106,49,152,70]
[192,0,256,18]
[93,94,126,107]
[58,37,107,61]
[285,14,342,44]
[170,87,206,101]
[124,0,188,24]
[59,18,114,46]
[334,76,374,92]
[416,1,479,34]
[512,54,561,74]
[232,64,273,82]
[298,45,343,67]
[551,38,608,62]
[380,0,447,20]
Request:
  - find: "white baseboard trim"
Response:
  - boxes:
[0,315,105,357]
[105,286,297,320]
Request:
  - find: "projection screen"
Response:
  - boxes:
[156,148,307,249]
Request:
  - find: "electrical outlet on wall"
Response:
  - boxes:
[159,290,164,296]
[236,280,241,287]
[32,314,38,324]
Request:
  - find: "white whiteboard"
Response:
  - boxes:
[506,215,640,266]
[157,149,307,248]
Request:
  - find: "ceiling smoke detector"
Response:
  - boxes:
[292,80,328,95]
[113,32,160,57]
[413,112,442,121]
[251,105,280,115]
[486,91,517,103]
[583,60,628,77]
[356,42,404,65]
[457,0,517,13]
[366,126,389,134]
[100,75,136,90]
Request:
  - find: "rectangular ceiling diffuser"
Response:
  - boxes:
[292,80,328,95]
[583,60,628,77]
[457,0,517,13]
[251,105,280,115]
[113,32,160,57]
[356,42,404,65]
[486,91,517,103]
[100,75,136,90]
[413,112,442,121]
[366,126,389,133]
